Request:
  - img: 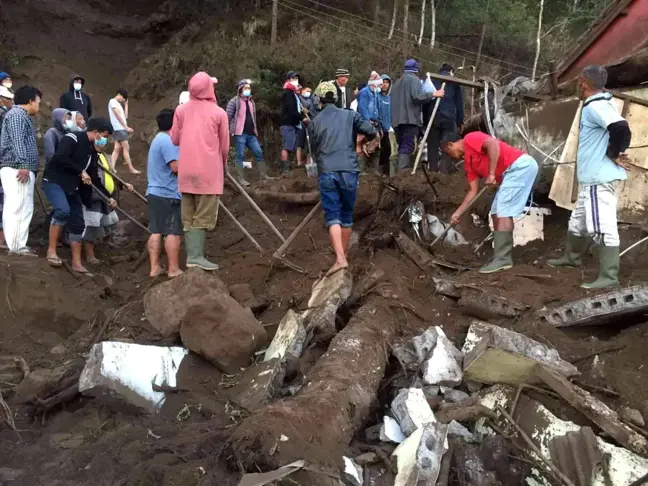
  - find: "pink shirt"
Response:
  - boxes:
[171,72,230,195]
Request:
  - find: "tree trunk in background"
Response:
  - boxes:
[475,23,487,73]
[271,0,278,47]
[389,0,398,39]
[430,0,436,48]
[403,0,410,41]
[374,0,381,24]
[418,0,426,45]
[532,0,545,81]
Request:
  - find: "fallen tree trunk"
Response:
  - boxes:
[227,282,405,472]
[249,188,320,204]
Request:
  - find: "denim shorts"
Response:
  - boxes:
[280,125,298,152]
[318,171,359,228]
[491,154,539,218]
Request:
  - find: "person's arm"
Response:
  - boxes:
[124,99,128,119]
[357,90,370,121]
[411,79,444,104]
[588,100,632,167]
[51,134,81,172]
[219,110,230,163]
[5,114,29,169]
[88,158,111,197]
[451,179,480,225]
[87,95,93,118]
[226,98,236,126]
[352,112,378,141]
[43,130,56,164]
[162,138,180,174]
[482,137,501,186]
[111,100,129,129]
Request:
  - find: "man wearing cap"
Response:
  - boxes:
[334,69,352,110]
[279,71,305,174]
[226,79,273,185]
[308,80,377,276]
[391,59,445,171]
[0,73,12,94]
[0,82,13,249]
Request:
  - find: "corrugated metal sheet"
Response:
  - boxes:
[548,427,603,486]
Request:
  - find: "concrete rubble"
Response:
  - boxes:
[391,388,436,436]
[458,287,528,319]
[380,415,406,443]
[341,457,363,486]
[227,358,285,412]
[302,270,353,336]
[461,320,579,386]
[392,423,449,486]
[263,310,306,362]
[421,328,464,387]
[79,342,188,413]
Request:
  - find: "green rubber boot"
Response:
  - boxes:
[258,161,276,180]
[185,229,219,271]
[582,246,620,289]
[236,167,250,187]
[479,231,513,274]
[547,233,585,268]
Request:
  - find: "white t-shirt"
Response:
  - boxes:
[109,98,126,131]
[350,99,358,112]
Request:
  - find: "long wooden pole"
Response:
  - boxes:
[226,172,286,243]
[218,200,264,253]
[100,166,148,204]
[411,82,446,175]
[273,202,321,259]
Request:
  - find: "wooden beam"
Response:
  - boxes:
[609,90,648,109]
[427,73,549,102]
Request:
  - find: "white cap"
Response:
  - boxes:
[0,86,13,99]
[211,77,218,84]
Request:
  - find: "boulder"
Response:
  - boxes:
[143,268,229,338]
[228,283,267,314]
[180,298,267,374]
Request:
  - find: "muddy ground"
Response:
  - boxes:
[2,163,648,484]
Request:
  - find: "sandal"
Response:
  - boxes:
[47,256,63,267]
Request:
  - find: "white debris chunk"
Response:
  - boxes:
[79,342,189,413]
[392,388,436,436]
[263,310,306,361]
[380,415,406,444]
[421,331,464,387]
[412,327,440,364]
[448,420,474,440]
[440,386,470,403]
[342,457,363,486]
[393,423,450,486]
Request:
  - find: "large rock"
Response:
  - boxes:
[180,298,267,374]
[228,283,267,314]
[143,268,229,338]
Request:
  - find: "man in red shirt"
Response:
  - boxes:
[442,131,538,273]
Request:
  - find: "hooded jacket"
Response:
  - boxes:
[43,108,71,165]
[43,131,93,195]
[280,82,302,127]
[423,69,464,128]
[226,94,258,136]
[377,74,392,132]
[390,72,436,128]
[170,72,230,195]
[59,75,93,120]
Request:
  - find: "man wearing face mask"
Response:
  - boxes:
[226,79,273,186]
[279,71,306,174]
[296,86,316,167]
[356,72,384,173]
[60,75,92,121]
[44,108,73,166]
[43,117,114,273]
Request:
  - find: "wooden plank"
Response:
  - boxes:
[535,365,648,457]
[610,90,648,109]
[427,73,549,102]
[548,102,582,210]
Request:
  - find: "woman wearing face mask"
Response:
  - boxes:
[69,111,86,131]
[279,71,307,174]
[44,109,73,166]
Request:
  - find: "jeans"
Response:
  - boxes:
[42,180,85,241]
[234,134,264,168]
[395,124,419,155]
[318,171,359,228]
[426,116,458,173]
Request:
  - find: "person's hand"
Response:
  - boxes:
[450,211,462,226]
[485,174,497,188]
[615,153,631,170]
[125,183,134,193]
[81,171,91,185]
[302,118,310,126]
[434,89,445,98]
[126,127,135,133]
[458,124,464,135]
[16,169,30,184]
[108,198,117,209]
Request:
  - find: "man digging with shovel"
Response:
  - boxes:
[442,131,538,274]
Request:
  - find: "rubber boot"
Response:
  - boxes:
[371,153,381,175]
[581,246,620,289]
[258,161,275,180]
[479,231,513,274]
[389,157,398,177]
[235,167,250,187]
[547,233,585,268]
[185,229,219,271]
[357,154,367,173]
[398,154,411,170]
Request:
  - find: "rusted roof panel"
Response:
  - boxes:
[548,427,603,486]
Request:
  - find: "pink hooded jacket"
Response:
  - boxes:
[171,72,230,195]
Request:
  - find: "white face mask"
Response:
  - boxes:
[64,119,75,130]
[73,83,82,91]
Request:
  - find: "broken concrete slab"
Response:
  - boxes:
[303,270,353,336]
[392,388,436,436]
[228,359,285,412]
[477,385,648,486]
[458,288,528,319]
[263,310,306,362]
[421,329,463,387]
[342,457,363,486]
[79,342,188,413]
[461,320,579,386]
[432,277,465,299]
[536,365,648,457]
[391,338,420,372]
[423,385,440,399]
[448,420,474,440]
[393,423,449,485]
[536,285,648,328]
[412,327,440,364]
[380,415,406,443]
[440,386,470,403]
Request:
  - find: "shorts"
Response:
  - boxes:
[280,125,298,152]
[318,171,359,228]
[112,130,129,142]
[296,128,307,151]
[491,154,538,218]
[148,194,183,236]
[181,193,219,231]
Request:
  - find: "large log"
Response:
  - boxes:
[227,282,406,473]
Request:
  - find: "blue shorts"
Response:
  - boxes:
[319,171,359,228]
[280,125,298,152]
[491,154,538,218]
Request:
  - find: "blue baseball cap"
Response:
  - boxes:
[0,72,9,81]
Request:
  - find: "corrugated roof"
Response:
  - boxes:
[548,427,603,486]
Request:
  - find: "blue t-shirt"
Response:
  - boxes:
[146,132,181,199]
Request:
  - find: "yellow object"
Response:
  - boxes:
[98,153,115,195]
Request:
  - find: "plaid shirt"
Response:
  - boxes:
[0,106,39,172]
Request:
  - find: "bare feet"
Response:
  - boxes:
[326,260,349,277]
[167,268,184,278]
[46,253,62,267]
[127,165,141,175]
[86,256,101,265]
[72,264,92,275]
[150,266,164,278]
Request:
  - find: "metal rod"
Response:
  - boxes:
[620,235,648,257]
[100,166,148,204]
[430,186,489,249]
[412,82,446,176]
[226,172,286,243]
[273,201,321,259]
[218,200,264,253]
[90,183,151,234]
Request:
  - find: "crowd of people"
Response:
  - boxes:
[0,60,632,287]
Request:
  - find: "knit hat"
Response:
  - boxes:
[404,59,420,73]
[315,80,338,103]
[237,78,251,92]
[368,71,382,87]
[336,68,350,77]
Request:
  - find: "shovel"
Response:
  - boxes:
[429,186,489,250]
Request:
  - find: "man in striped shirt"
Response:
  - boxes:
[0,85,42,255]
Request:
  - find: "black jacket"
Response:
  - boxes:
[59,75,93,120]
[78,148,113,209]
[307,104,377,173]
[43,131,94,195]
[280,89,302,127]
[423,71,464,127]
[335,81,352,110]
